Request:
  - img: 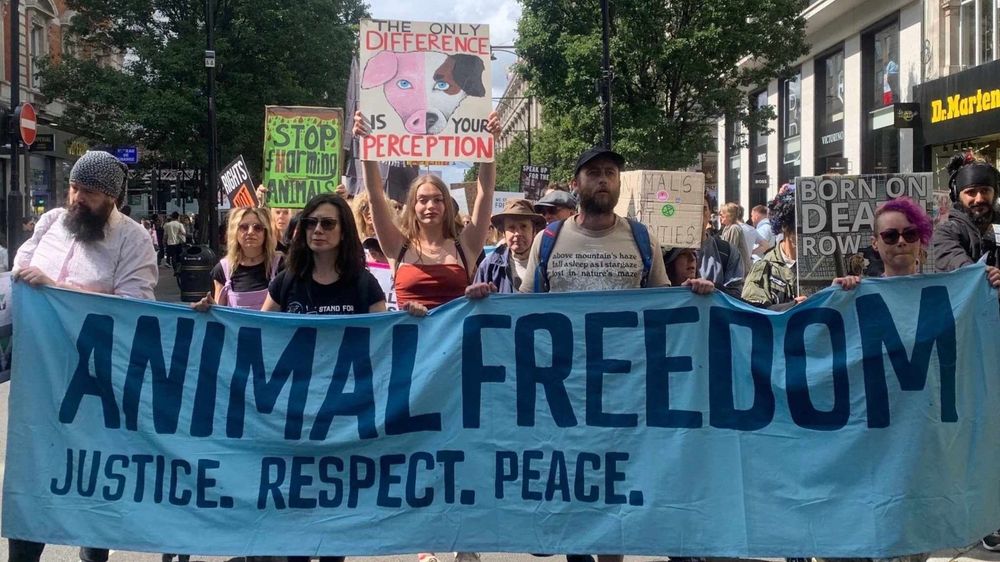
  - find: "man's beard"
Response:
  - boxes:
[955,199,996,230]
[580,191,616,214]
[65,200,113,242]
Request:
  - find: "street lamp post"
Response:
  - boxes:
[6,0,21,269]
[203,0,219,252]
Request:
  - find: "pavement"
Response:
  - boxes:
[3,267,1000,561]
[156,262,183,303]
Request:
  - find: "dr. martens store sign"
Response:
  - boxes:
[915,59,1000,146]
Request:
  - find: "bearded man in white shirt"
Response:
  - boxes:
[9,151,158,562]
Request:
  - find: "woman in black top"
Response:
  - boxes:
[262,193,387,314]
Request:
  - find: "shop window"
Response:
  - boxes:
[815,48,845,173]
[749,90,769,176]
[959,0,999,67]
[725,117,742,204]
[863,21,900,174]
[28,0,56,89]
[780,72,801,184]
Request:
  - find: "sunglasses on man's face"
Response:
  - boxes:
[302,217,339,231]
[878,227,920,245]
[238,223,265,234]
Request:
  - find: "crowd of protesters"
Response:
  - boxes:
[7,124,1000,562]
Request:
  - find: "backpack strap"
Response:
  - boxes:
[533,219,565,293]
[220,257,232,285]
[626,218,653,288]
[454,238,472,282]
[392,241,410,278]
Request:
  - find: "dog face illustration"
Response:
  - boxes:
[362,50,486,135]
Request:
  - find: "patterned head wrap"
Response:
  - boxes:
[70,151,127,198]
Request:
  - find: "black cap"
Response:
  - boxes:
[573,147,625,177]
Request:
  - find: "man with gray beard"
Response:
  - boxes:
[8,150,158,562]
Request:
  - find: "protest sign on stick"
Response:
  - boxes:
[359,19,493,163]
[261,106,343,209]
[616,170,705,249]
[219,156,258,208]
[519,165,550,201]
[795,173,933,293]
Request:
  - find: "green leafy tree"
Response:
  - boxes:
[39,0,368,240]
[516,0,808,173]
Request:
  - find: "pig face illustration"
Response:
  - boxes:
[362,50,486,135]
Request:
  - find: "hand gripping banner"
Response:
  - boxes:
[3,266,1000,557]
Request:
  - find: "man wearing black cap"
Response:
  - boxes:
[931,156,1000,271]
[521,147,713,292]
[9,151,158,562]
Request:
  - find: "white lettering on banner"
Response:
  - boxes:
[821,131,845,145]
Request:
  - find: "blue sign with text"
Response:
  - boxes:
[113,146,139,164]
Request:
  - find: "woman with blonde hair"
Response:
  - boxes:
[352,191,377,240]
[353,110,500,311]
[193,206,281,311]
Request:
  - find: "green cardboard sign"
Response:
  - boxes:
[261,106,344,208]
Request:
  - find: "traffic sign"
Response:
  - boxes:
[113,146,139,164]
[15,103,36,146]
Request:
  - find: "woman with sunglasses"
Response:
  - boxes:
[261,193,387,315]
[193,207,281,311]
[352,110,500,312]
[833,196,1000,290]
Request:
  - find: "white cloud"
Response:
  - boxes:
[366,0,523,185]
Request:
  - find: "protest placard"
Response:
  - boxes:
[6,268,1000,556]
[359,19,492,163]
[450,181,477,214]
[449,185,469,215]
[615,170,705,249]
[519,165,550,201]
[219,156,258,208]
[261,106,343,209]
[367,261,397,310]
[493,191,527,214]
[795,173,933,293]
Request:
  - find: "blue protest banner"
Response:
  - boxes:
[3,266,1000,558]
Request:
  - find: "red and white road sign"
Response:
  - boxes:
[16,103,36,146]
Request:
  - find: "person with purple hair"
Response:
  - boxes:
[833,196,1000,293]
[832,197,933,289]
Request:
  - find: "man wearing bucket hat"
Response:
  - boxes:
[9,151,158,562]
[472,198,546,293]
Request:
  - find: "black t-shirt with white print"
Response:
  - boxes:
[268,270,385,315]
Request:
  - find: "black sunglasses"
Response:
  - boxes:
[879,227,920,245]
[302,217,339,231]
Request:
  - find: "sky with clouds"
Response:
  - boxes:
[366,0,523,182]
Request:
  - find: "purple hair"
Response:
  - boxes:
[875,196,933,246]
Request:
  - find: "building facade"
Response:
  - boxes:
[495,70,542,161]
[0,0,98,226]
[714,0,990,210]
